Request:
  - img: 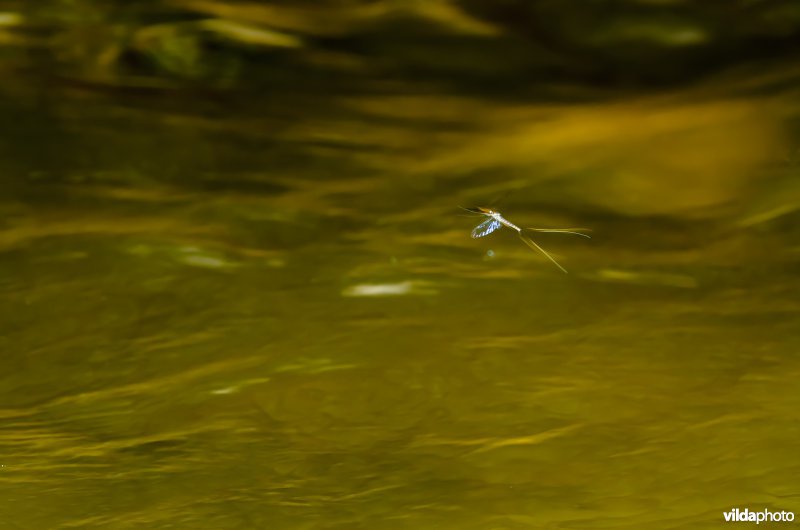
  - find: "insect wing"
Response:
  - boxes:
[471,218,501,239]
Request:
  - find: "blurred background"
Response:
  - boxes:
[1,1,799,528]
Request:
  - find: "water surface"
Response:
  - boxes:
[1,2,800,528]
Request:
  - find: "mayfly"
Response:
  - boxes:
[462,206,590,273]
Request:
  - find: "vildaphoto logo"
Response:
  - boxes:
[723,508,795,524]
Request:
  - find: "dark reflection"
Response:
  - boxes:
[0,1,799,529]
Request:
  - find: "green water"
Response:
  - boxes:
[1,2,800,529]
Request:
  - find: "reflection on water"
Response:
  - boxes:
[1,1,800,528]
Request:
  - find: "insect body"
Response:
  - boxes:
[463,206,589,273]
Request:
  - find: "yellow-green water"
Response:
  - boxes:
[1,2,800,528]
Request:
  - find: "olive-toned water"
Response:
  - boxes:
[1,2,800,529]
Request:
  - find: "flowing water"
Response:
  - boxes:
[1,2,799,529]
